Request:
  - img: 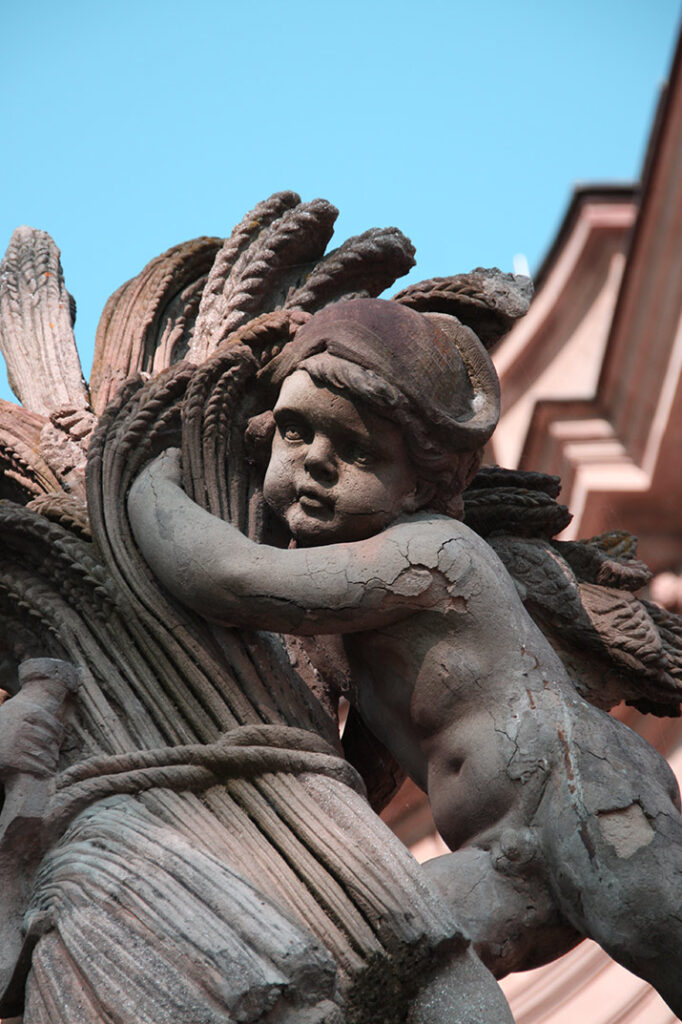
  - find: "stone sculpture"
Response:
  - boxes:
[1,192,682,1023]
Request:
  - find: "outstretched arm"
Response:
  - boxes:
[127,450,455,634]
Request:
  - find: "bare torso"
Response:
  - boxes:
[342,520,577,850]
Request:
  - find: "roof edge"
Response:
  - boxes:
[534,184,638,290]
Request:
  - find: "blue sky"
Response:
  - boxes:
[1,1,680,405]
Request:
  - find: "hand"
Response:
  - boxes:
[0,692,64,779]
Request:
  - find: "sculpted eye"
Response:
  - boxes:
[275,415,310,443]
[345,443,373,467]
[282,424,303,442]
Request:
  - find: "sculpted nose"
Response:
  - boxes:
[304,437,337,483]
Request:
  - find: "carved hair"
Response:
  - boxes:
[296,351,481,516]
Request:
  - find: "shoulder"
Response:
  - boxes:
[378,513,485,582]
[383,511,477,548]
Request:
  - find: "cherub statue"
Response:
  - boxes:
[2,193,682,1023]
[128,296,682,1019]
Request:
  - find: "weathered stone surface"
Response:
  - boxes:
[129,293,682,1018]
[2,193,682,1023]
[0,228,88,416]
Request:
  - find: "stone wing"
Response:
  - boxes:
[464,467,682,716]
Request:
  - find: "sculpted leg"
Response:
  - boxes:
[539,716,682,1018]
[543,800,682,1018]
[422,841,580,978]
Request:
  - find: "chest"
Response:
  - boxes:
[343,618,483,740]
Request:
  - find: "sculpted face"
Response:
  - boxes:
[263,370,419,545]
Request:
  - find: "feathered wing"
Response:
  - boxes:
[461,468,682,716]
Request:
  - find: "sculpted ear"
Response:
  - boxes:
[244,411,276,466]
[402,479,436,513]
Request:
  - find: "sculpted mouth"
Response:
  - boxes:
[297,489,334,515]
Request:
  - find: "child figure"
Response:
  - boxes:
[129,298,682,1018]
